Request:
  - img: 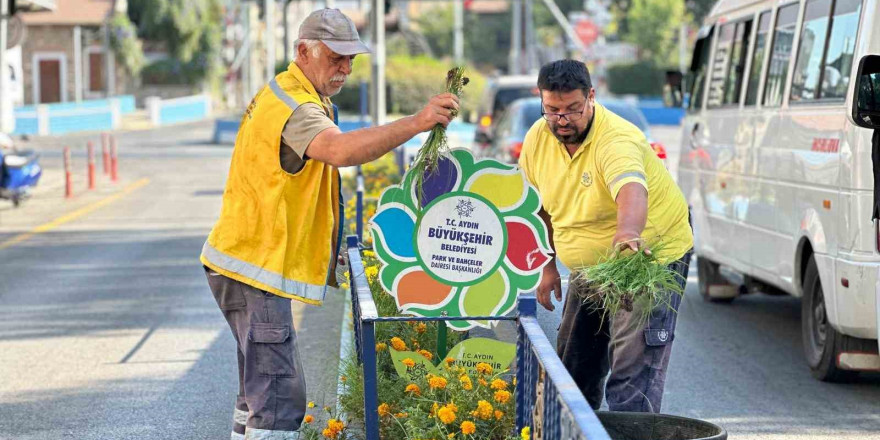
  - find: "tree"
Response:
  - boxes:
[686,0,715,26]
[622,0,686,66]
[127,0,223,84]
[415,6,511,71]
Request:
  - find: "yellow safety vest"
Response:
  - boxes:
[200,62,342,306]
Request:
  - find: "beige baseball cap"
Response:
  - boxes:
[298,8,370,56]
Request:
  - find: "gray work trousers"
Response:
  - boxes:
[205,267,307,440]
[557,252,691,413]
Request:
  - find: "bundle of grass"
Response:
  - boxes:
[574,242,685,325]
[410,67,469,207]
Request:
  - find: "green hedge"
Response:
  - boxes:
[607,61,668,96]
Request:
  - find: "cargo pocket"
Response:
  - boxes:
[250,323,297,377]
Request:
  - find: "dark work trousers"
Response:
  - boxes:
[556,252,692,413]
[205,267,307,440]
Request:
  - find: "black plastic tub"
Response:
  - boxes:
[596,411,727,440]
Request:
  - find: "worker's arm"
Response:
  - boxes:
[536,208,562,311]
[612,182,649,254]
[306,93,460,167]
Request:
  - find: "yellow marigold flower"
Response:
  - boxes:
[461,421,476,435]
[378,403,391,417]
[308,401,316,408]
[494,410,504,420]
[478,378,488,387]
[415,323,427,333]
[365,266,379,281]
[328,419,344,431]
[459,375,473,390]
[376,342,387,351]
[304,415,314,424]
[418,349,433,360]
[324,406,332,413]
[476,363,493,375]
[521,426,531,440]
[322,428,334,439]
[394,412,408,418]
[363,250,375,258]
[405,383,421,396]
[448,434,456,439]
[445,402,459,413]
[513,377,518,386]
[491,379,508,390]
[401,358,415,368]
[437,406,456,424]
[390,337,407,351]
[431,402,440,416]
[494,390,511,404]
[429,376,448,390]
[475,400,494,420]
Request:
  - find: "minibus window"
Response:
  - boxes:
[745,11,773,105]
[724,20,753,105]
[791,0,834,102]
[821,0,862,99]
[688,28,713,112]
[708,23,736,107]
[764,3,800,107]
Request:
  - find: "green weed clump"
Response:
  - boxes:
[575,243,685,325]
[410,67,469,207]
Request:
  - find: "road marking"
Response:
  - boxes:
[0,178,151,251]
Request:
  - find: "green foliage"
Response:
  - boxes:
[141,59,204,85]
[414,6,510,72]
[128,0,223,84]
[621,0,687,65]
[108,13,145,76]
[686,0,717,26]
[606,60,667,96]
[575,243,685,326]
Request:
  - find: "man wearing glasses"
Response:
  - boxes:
[518,60,693,413]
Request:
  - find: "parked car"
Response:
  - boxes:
[487,97,667,164]
[473,75,539,153]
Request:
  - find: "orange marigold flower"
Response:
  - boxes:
[475,400,494,420]
[304,415,314,424]
[476,363,493,375]
[378,403,391,417]
[415,323,427,333]
[405,383,421,396]
[459,375,473,390]
[461,421,476,435]
[401,358,415,368]
[494,390,511,404]
[494,410,504,420]
[394,412,408,418]
[418,349,433,360]
[428,376,448,390]
[445,402,459,413]
[328,419,344,431]
[445,357,455,366]
[376,343,387,351]
[478,377,488,387]
[491,379,508,390]
[340,375,347,382]
[390,337,407,351]
[322,428,335,439]
[437,406,456,424]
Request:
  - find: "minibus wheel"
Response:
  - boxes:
[697,256,736,303]
[801,258,858,382]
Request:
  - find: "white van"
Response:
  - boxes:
[676,0,880,381]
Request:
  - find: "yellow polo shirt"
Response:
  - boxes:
[518,102,692,269]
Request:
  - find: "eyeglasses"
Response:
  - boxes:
[541,102,587,122]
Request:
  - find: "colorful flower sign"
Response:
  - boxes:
[369,149,552,330]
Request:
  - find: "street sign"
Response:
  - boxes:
[6,15,24,48]
[369,149,552,331]
[574,17,599,47]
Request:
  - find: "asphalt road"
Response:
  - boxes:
[0,122,878,440]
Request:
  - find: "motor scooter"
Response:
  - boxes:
[0,133,42,207]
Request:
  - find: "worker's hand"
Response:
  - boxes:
[413,93,460,131]
[537,264,563,311]
[612,231,651,256]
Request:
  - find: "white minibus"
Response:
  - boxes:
[674,0,880,381]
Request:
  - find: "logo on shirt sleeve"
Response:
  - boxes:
[580,172,593,188]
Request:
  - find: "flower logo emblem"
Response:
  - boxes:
[369,149,552,330]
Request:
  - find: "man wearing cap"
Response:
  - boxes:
[518,60,692,413]
[200,8,459,439]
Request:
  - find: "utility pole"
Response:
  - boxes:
[0,0,9,133]
[266,0,276,82]
[509,0,521,75]
[524,0,535,73]
[370,0,386,126]
[453,0,463,64]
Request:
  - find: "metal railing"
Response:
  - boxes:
[345,235,610,440]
